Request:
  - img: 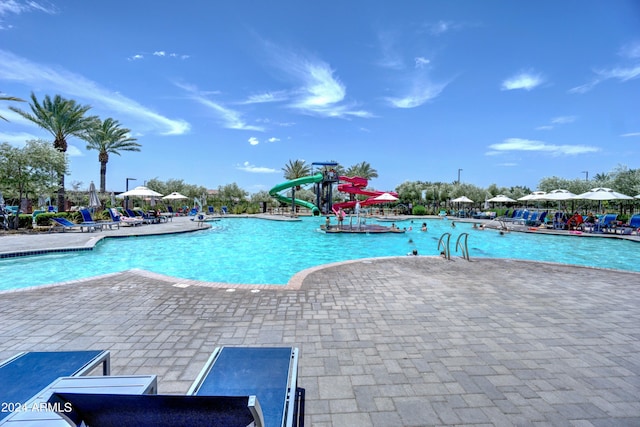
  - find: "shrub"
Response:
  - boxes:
[412,205,427,216]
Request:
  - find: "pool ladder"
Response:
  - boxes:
[437,232,470,261]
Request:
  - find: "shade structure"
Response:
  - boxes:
[572,187,633,201]
[88,182,101,208]
[372,192,399,202]
[116,186,163,198]
[162,191,188,200]
[540,189,576,201]
[451,196,474,203]
[487,194,516,203]
[517,191,546,201]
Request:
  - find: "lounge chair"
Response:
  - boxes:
[109,208,142,226]
[188,346,304,427]
[79,208,107,230]
[49,217,101,233]
[221,205,228,215]
[615,214,640,235]
[587,213,618,233]
[0,350,110,422]
[49,393,263,427]
[527,211,547,227]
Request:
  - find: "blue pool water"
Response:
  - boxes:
[1,216,638,291]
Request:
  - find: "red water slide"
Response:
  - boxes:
[332,176,399,212]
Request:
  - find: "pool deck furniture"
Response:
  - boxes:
[0,350,110,422]
[49,217,102,233]
[47,392,257,427]
[0,375,156,426]
[188,346,304,427]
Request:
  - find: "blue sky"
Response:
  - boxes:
[1,0,639,195]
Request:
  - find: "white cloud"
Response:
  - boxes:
[488,137,600,156]
[551,115,577,125]
[426,20,454,36]
[267,137,280,142]
[0,0,56,29]
[128,51,189,61]
[570,43,640,93]
[248,137,259,145]
[621,132,640,137]
[236,161,278,173]
[176,82,264,132]
[414,57,430,69]
[241,91,288,105]
[0,50,190,135]
[376,31,405,70]
[386,80,448,108]
[270,46,373,118]
[619,41,640,59]
[501,72,544,91]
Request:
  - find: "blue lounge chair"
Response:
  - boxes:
[221,205,228,215]
[109,208,142,226]
[79,208,104,230]
[49,217,101,233]
[589,213,618,233]
[617,214,640,235]
[0,350,110,422]
[188,347,304,427]
[49,393,262,427]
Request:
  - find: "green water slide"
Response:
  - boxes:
[269,173,323,214]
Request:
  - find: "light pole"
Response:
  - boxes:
[582,171,588,182]
[457,168,463,184]
[125,177,136,210]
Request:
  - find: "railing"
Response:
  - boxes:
[455,232,470,261]
[438,232,471,261]
[437,232,451,260]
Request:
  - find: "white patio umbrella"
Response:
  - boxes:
[541,189,576,201]
[88,181,101,209]
[116,186,163,198]
[572,187,633,201]
[451,196,474,203]
[162,191,188,201]
[572,187,633,213]
[372,192,399,202]
[517,191,546,201]
[487,194,516,203]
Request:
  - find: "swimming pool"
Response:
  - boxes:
[1,216,638,291]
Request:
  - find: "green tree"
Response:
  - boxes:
[0,92,25,121]
[282,159,312,189]
[346,161,378,180]
[215,183,248,206]
[84,118,141,192]
[0,140,66,227]
[10,93,97,211]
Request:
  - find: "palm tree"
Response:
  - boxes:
[346,161,378,180]
[84,118,141,192]
[281,159,312,216]
[282,159,312,190]
[0,93,25,121]
[10,93,97,211]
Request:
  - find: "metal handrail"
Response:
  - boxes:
[455,232,470,261]
[437,232,451,260]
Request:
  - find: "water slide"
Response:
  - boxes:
[269,173,323,214]
[333,176,399,211]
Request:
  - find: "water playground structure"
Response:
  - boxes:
[268,162,402,233]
